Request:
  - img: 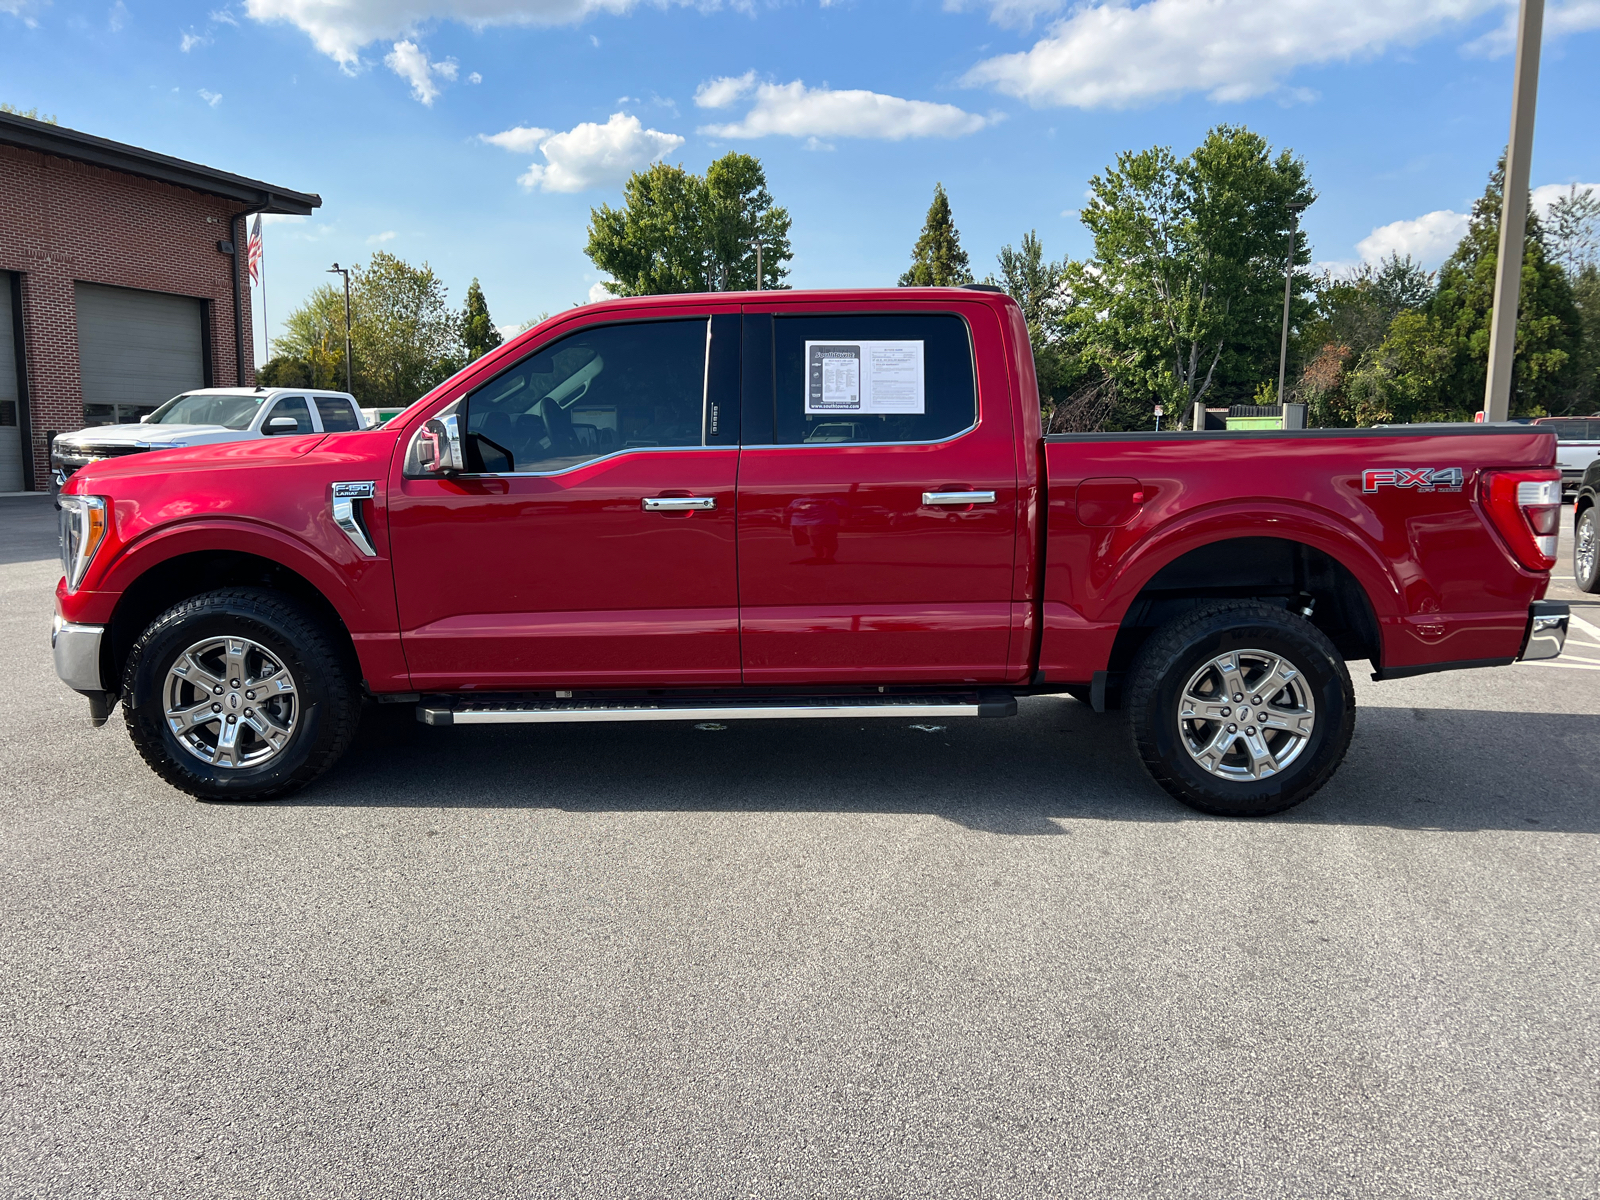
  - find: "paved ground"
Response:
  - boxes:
[1,490,1596,1199]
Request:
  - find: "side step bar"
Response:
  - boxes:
[418,692,1017,727]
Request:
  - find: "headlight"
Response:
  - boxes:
[59,495,109,591]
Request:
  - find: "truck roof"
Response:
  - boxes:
[175,386,358,400]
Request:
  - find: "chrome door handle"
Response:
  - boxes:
[923,491,997,506]
[642,496,716,512]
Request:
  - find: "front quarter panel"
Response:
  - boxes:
[60,431,408,691]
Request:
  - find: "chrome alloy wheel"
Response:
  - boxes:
[1177,649,1316,781]
[163,636,298,769]
[1577,509,1597,586]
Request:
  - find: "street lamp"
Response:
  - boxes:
[748,239,765,291]
[327,263,353,395]
[1277,199,1312,408]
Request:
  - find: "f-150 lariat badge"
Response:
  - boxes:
[1362,467,1464,493]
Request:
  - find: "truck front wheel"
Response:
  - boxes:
[121,588,360,802]
[1125,601,1355,817]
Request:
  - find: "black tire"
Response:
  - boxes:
[121,588,360,802]
[1126,600,1355,818]
[1575,503,1599,594]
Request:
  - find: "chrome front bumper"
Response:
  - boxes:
[52,615,106,693]
[1520,601,1569,661]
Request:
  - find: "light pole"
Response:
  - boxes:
[1277,199,1311,407]
[327,263,353,396]
[1484,0,1545,422]
[748,239,764,291]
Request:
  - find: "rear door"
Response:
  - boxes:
[735,303,1019,684]
[389,308,743,691]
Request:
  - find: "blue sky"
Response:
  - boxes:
[3,0,1599,359]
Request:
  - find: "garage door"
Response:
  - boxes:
[0,275,20,493]
[75,282,204,427]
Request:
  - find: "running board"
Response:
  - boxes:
[418,692,1017,727]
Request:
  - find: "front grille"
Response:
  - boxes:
[72,444,150,459]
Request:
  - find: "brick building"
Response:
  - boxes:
[0,113,319,492]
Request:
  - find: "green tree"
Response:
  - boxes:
[1544,185,1600,275]
[350,252,464,407]
[461,278,502,362]
[1433,159,1581,417]
[1064,125,1313,428]
[586,153,793,296]
[1338,311,1455,426]
[265,283,352,391]
[988,230,1077,403]
[900,184,972,287]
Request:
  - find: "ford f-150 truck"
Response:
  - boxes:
[52,288,1571,817]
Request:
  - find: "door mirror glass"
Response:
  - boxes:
[405,413,465,477]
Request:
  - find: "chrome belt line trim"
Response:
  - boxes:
[426,702,988,726]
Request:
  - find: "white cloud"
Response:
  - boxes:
[367,230,397,244]
[108,1,128,32]
[479,124,553,153]
[467,70,482,83]
[384,39,458,105]
[1356,210,1470,267]
[513,113,683,193]
[964,0,1510,109]
[694,71,756,109]
[243,0,653,67]
[698,79,990,140]
[180,28,210,50]
[198,88,224,107]
[1533,182,1600,217]
[587,281,612,303]
[209,7,239,24]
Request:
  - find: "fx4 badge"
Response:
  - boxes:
[1362,467,1464,493]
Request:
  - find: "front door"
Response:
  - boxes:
[389,310,742,691]
[735,304,1020,685]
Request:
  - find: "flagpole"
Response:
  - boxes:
[260,220,270,367]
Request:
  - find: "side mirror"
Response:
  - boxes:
[410,414,465,476]
[266,417,300,434]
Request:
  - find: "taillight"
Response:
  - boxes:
[1481,470,1562,571]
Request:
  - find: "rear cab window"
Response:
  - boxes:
[764,312,977,447]
[315,396,361,432]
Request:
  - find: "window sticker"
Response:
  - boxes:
[805,340,924,415]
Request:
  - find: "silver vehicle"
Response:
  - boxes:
[1532,416,1600,494]
[50,387,366,492]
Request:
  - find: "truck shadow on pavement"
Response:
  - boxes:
[288,696,1600,835]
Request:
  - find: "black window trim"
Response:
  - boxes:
[743,307,984,451]
[448,313,726,479]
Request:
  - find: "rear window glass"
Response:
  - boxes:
[772,313,976,446]
[316,397,361,431]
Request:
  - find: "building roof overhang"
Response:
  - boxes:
[0,112,321,215]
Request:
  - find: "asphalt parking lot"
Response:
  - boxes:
[2,491,1596,1199]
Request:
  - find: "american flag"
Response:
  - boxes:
[246,215,263,284]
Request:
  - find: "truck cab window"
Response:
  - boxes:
[771,313,976,447]
[315,396,361,432]
[462,318,709,474]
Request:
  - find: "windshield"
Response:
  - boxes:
[146,393,268,430]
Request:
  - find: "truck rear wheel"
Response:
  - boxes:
[1125,600,1354,817]
[121,588,360,802]
[1575,504,1598,593]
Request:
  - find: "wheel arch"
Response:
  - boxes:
[105,548,362,702]
[1102,534,1384,695]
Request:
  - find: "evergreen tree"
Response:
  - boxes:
[899,184,973,287]
[1433,158,1581,417]
[461,278,502,361]
[988,231,1076,402]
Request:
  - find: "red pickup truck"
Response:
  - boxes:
[52,287,1570,817]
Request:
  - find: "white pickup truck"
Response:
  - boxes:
[1532,416,1600,493]
[50,387,366,492]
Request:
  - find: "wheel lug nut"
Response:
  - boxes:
[227,715,237,724]
[1251,695,1261,705]
[213,686,223,695]
[1247,726,1257,736]
[1227,724,1237,733]
[230,679,240,687]
[1220,707,1230,716]
[1233,694,1243,702]
[212,704,221,712]
[245,691,255,700]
